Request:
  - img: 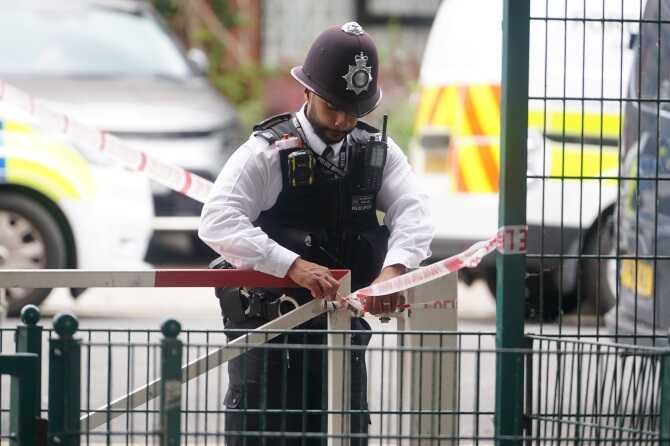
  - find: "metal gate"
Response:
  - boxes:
[496,0,670,443]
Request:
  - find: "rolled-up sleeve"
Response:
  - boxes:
[198,137,299,278]
[376,138,434,269]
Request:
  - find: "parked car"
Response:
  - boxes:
[0,0,242,248]
[0,101,154,315]
[605,0,670,345]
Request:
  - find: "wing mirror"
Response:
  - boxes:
[187,48,210,75]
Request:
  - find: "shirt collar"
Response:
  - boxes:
[295,104,345,156]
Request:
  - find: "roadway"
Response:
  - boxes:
[0,232,611,444]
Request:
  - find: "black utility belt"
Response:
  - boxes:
[217,287,300,323]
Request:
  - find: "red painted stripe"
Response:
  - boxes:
[445,258,463,272]
[137,152,147,171]
[427,86,446,126]
[493,84,501,108]
[453,151,468,192]
[154,269,350,288]
[180,171,192,194]
[478,143,499,190]
[462,87,498,191]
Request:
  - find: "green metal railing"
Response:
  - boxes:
[497,1,530,444]
[0,353,40,445]
[0,305,668,444]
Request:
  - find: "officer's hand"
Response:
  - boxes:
[287,258,340,300]
[363,264,407,315]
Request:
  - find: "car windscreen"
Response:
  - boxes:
[0,5,192,78]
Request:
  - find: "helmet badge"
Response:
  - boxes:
[340,21,365,36]
[342,52,372,95]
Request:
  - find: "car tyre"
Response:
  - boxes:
[484,266,561,321]
[0,192,67,316]
[580,212,617,315]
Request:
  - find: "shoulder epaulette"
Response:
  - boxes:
[252,113,304,149]
[253,113,292,132]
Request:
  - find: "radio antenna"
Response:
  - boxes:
[382,115,388,143]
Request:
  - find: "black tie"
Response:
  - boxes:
[322,146,333,159]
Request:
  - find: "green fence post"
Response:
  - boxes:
[661,352,670,446]
[3,354,40,446]
[11,305,44,442]
[496,1,530,446]
[160,318,182,446]
[48,313,81,446]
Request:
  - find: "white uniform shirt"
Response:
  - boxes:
[199,106,434,280]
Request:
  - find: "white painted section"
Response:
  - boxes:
[420,0,503,86]
[0,269,156,288]
[398,272,458,445]
[152,216,201,232]
[328,272,352,446]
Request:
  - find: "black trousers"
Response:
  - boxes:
[222,312,371,446]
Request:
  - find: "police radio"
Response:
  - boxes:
[351,115,388,193]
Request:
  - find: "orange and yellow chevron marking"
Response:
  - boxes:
[460,86,499,192]
[416,84,502,193]
[415,84,621,193]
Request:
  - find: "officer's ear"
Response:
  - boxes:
[304,89,311,102]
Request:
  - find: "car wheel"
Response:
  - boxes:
[483,266,497,297]
[0,192,67,316]
[581,212,617,314]
[484,266,561,321]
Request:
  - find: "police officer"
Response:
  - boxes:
[199,21,433,445]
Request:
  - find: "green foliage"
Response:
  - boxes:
[151,0,269,130]
[150,0,419,140]
[153,0,178,17]
[365,84,419,152]
[387,99,417,153]
[210,64,277,132]
[210,0,240,28]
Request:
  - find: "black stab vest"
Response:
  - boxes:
[252,113,389,290]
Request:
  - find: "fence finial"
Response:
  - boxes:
[20,305,40,326]
[53,313,79,339]
[161,318,181,338]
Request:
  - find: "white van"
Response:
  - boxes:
[412,0,640,318]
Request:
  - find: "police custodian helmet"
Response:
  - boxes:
[291,22,382,118]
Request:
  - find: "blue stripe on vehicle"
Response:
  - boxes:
[0,121,4,181]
